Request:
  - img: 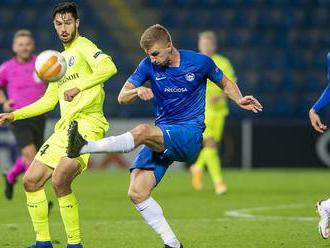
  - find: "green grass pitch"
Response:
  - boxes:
[1,169,329,248]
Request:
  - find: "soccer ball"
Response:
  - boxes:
[35,50,66,82]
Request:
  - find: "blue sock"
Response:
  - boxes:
[67,244,83,248]
[27,241,53,248]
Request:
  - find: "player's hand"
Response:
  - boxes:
[309,109,327,133]
[64,87,81,102]
[3,100,14,113]
[238,96,263,113]
[0,112,14,126]
[137,86,154,101]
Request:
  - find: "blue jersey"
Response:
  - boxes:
[128,49,223,128]
[312,52,330,112]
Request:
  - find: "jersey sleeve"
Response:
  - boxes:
[327,52,330,80]
[127,58,150,87]
[204,56,223,84]
[76,40,117,91]
[0,63,7,87]
[13,83,59,120]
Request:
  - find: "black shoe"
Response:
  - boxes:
[3,173,14,200]
[67,121,87,158]
[164,244,183,248]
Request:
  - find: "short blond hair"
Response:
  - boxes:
[13,29,34,42]
[199,31,217,44]
[140,24,172,50]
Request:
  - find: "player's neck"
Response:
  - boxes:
[15,55,33,64]
[169,48,180,67]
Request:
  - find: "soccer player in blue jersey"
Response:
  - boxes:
[67,24,262,248]
[310,52,330,239]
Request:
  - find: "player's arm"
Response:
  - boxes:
[309,53,330,133]
[220,75,262,113]
[118,81,153,105]
[206,57,262,113]
[0,64,13,112]
[309,84,330,133]
[64,43,117,102]
[0,90,5,104]
[0,89,14,113]
[0,83,59,126]
[118,58,152,105]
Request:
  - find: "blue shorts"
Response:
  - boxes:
[130,124,203,184]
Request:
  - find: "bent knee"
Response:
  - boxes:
[134,124,152,137]
[23,174,40,192]
[51,175,65,190]
[128,187,150,204]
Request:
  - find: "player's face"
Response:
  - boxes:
[198,37,216,56]
[13,36,35,61]
[53,12,79,44]
[145,42,172,67]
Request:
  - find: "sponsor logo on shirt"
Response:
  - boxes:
[185,72,195,81]
[164,87,188,93]
[68,56,75,67]
[59,73,79,85]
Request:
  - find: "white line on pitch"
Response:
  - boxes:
[224,203,318,221]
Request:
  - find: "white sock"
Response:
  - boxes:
[135,197,181,248]
[81,132,135,154]
[323,198,330,212]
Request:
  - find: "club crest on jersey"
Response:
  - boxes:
[68,56,75,67]
[185,72,195,82]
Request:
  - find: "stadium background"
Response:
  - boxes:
[1,1,330,248]
[1,0,330,169]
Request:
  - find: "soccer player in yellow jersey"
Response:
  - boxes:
[0,2,117,248]
[191,31,236,194]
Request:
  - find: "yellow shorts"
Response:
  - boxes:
[35,127,104,172]
[203,113,226,142]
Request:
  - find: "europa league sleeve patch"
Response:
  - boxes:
[93,51,103,59]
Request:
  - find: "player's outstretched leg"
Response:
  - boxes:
[23,160,54,248]
[317,199,330,239]
[67,120,135,158]
[128,169,183,248]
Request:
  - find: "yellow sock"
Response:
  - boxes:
[204,147,223,183]
[58,193,81,244]
[26,189,51,241]
[195,148,207,170]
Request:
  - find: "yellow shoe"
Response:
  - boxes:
[190,165,203,191]
[215,181,227,195]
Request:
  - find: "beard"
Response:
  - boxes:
[60,28,77,44]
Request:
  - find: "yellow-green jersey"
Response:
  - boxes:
[205,54,236,116]
[13,36,117,135]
